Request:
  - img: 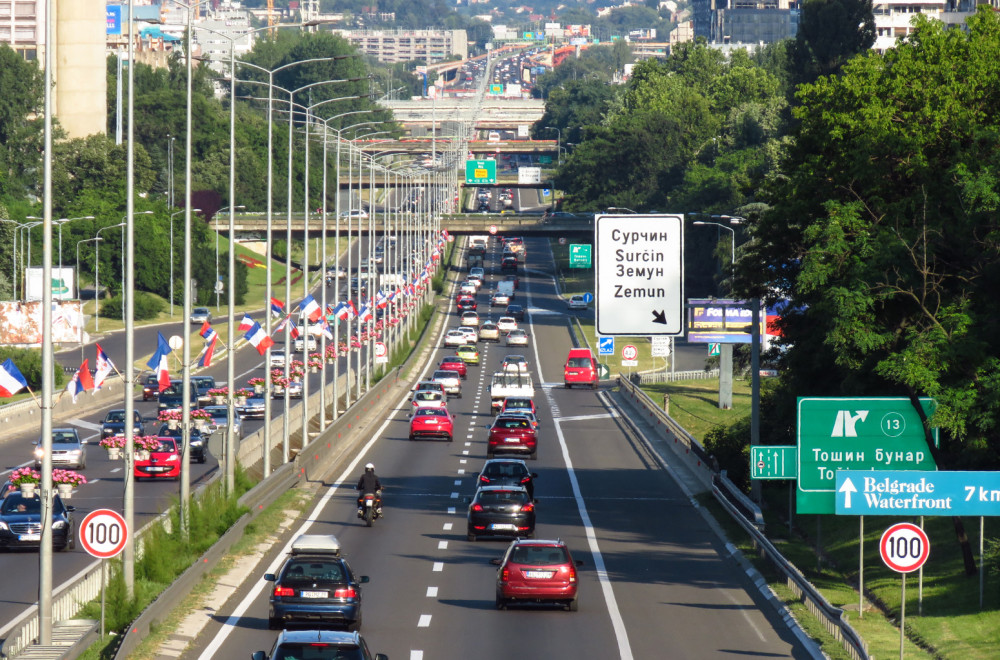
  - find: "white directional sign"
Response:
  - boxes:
[879,522,930,573]
[651,336,671,357]
[79,509,129,559]
[595,214,684,336]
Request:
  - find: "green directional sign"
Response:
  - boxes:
[465,159,496,185]
[797,397,938,513]
[708,343,720,357]
[751,446,797,480]
[568,244,592,269]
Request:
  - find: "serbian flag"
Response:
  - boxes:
[387,289,398,303]
[299,294,323,322]
[346,301,358,319]
[375,290,388,309]
[238,313,255,332]
[199,321,217,342]
[320,319,334,340]
[245,321,274,355]
[332,302,350,321]
[274,313,300,339]
[93,343,116,391]
[64,359,94,403]
[198,335,218,368]
[357,304,373,324]
[145,332,172,392]
[270,297,285,318]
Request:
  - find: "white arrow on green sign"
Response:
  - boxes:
[750,445,797,480]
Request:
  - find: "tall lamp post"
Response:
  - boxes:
[28,215,94,267]
[170,208,200,317]
[214,204,244,311]
[121,211,153,323]
[76,237,102,361]
[94,222,125,332]
[544,125,562,165]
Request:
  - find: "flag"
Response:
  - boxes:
[274,313,300,339]
[238,313,255,332]
[245,321,274,355]
[299,294,322,322]
[387,289,398,303]
[270,297,285,317]
[347,301,358,319]
[320,319,334,340]
[358,304,372,323]
[65,359,94,403]
[198,335,218,368]
[145,332,172,392]
[332,302,350,321]
[375,290,388,309]
[199,321,217,342]
[93,343,115,391]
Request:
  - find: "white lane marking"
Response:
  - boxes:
[466,435,473,440]
[464,442,471,447]
[443,522,453,531]
[426,587,438,597]
[438,541,448,550]
[110,467,122,473]
[67,418,102,431]
[447,507,456,515]
[462,450,468,455]
[410,651,424,660]
[453,480,461,486]
[722,583,768,641]
[555,413,619,423]
[195,390,412,659]
[88,478,101,483]
[459,459,467,464]
[457,469,465,474]
[450,492,459,499]
[432,562,443,572]
[418,614,432,627]
[0,460,31,478]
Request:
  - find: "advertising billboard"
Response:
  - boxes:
[686,299,764,343]
[106,5,122,35]
[25,267,76,302]
[0,301,84,345]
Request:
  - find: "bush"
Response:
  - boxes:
[98,292,165,320]
[0,346,64,389]
[703,416,751,491]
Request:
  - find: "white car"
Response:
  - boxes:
[491,292,511,307]
[505,329,529,346]
[468,267,485,286]
[293,333,318,352]
[443,330,468,347]
[459,281,478,295]
[567,295,588,310]
[501,355,529,373]
[411,389,448,411]
[460,311,480,327]
[431,369,462,397]
[457,325,479,343]
[496,316,518,333]
[269,349,289,367]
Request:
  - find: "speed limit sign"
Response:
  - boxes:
[79,509,129,559]
[489,225,498,235]
[879,522,929,573]
[374,342,387,357]
[622,345,638,361]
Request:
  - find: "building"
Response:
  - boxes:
[192,2,254,74]
[335,29,468,63]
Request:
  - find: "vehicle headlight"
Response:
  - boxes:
[34,447,44,459]
[52,521,67,530]
[0,521,8,531]
[67,449,81,457]
[190,439,203,446]
[167,455,179,461]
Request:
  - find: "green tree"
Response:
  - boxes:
[0,44,44,199]
[791,0,875,84]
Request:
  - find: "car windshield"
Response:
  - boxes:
[567,357,591,368]
[155,439,178,453]
[483,463,527,479]
[433,371,456,380]
[505,400,531,410]
[418,409,448,418]
[281,558,346,583]
[52,431,78,443]
[478,490,528,505]
[496,418,531,430]
[205,408,228,420]
[415,392,441,402]
[509,330,526,337]
[272,644,364,660]
[2,496,42,515]
[510,545,568,566]
[105,411,127,423]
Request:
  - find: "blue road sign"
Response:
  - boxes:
[598,336,614,356]
[582,292,594,303]
[836,470,1000,516]
[542,189,551,197]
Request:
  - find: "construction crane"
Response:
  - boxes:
[267,0,275,37]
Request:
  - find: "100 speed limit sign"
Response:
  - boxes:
[79,509,129,559]
[879,522,930,573]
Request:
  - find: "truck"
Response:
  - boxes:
[468,235,489,256]
[466,253,484,272]
[488,370,534,413]
[496,279,515,300]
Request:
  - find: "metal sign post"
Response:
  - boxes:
[880,522,930,660]
[79,509,129,638]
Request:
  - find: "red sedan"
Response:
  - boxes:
[493,538,583,611]
[439,356,468,379]
[456,295,477,312]
[134,437,181,480]
[409,407,455,441]
[487,415,538,460]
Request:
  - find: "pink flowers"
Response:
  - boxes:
[99,436,127,450]
[52,469,87,487]
[207,387,229,397]
[189,409,212,421]
[247,377,266,387]
[10,467,40,486]
[158,410,182,422]
[134,435,163,452]
[234,388,254,399]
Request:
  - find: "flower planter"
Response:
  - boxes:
[212,395,225,405]
[196,421,210,433]
[136,450,150,462]
[236,396,247,406]
[274,385,285,395]
[309,366,319,374]
[253,384,265,394]
[56,483,74,499]
[167,419,180,430]
[107,446,122,461]
[327,357,336,364]
[19,483,37,498]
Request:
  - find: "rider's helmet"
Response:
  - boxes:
[365,463,375,473]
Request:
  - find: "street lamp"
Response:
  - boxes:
[22,221,42,271]
[28,215,94,268]
[121,211,153,323]
[170,208,200,317]
[214,205,244,310]
[692,215,741,285]
[544,125,561,165]
[94,222,125,332]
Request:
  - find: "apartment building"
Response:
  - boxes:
[335,29,468,63]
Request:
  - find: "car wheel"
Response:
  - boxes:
[565,383,572,389]
[268,617,280,630]
[567,598,578,612]
[467,532,477,542]
[409,435,415,441]
[495,595,507,610]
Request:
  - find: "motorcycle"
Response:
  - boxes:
[357,490,382,527]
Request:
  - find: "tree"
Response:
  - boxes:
[0,44,43,199]
[791,0,875,84]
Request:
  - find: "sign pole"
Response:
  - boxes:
[788,483,793,533]
[100,558,106,638]
[918,516,924,616]
[899,574,906,660]
[980,516,985,610]
[859,516,864,618]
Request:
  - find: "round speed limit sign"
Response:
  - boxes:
[879,522,929,573]
[79,509,129,559]
[374,342,387,358]
[622,345,638,361]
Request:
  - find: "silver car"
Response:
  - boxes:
[431,369,462,397]
[34,428,87,469]
[203,405,244,439]
[505,329,529,346]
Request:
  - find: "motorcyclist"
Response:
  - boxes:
[356,463,383,518]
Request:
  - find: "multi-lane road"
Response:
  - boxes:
[172,236,812,659]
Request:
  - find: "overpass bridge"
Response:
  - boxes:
[382,98,545,132]
[354,138,557,156]
[210,213,592,237]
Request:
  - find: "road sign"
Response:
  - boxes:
[79,509,129,559]
[708,343,720,357]
[489,84,503,94]
[214,280,224,293]
[836,470,1000,516]
[168,335,183,350]
[595,214,684,336]
[598,363,610,379]
[582,292,594,304]
[489,225,498,235]
[558,237,567,245]
[650,335,670,357]
[569,244,591,269]
[598,336,614,356]
[751,446,797,480]
[374,342,387,357]
[797,397,938,514]
[621,344,638,360]
[465,159,496,185]
[879,522,930,573]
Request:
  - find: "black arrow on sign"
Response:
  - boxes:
[652,310,667,325]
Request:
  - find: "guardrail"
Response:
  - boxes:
[616,374,869,660]
[630,368,721,384]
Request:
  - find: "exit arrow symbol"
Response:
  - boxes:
[839,477,857,508]
[652,310,666,325]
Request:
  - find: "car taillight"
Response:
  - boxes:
[520,476,530,484]
[500,568,509,581]
[273,585,295,597]
[568,566,577,583]
[333,587,357,598]
[471,503,483,512]
[520,502,534,513]
[480,476,490,484]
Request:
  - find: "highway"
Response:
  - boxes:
[176,236,810,660]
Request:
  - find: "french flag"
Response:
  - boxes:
[238,313,255,332]
[270,297,285,317]
[64,359,94,403]
[0,359,28,398]
[145,332,172,392]
[375,290,388,309]
[199,321,217,342]
[244,321,275,355]
[332,302,350,321]
[358,304,373,323]
[274,313,300,339]
[197,335,218,368]
[299,295,323,322]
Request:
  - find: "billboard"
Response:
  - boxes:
[686,299,764,343]
[518,167,542,184]
[25,267,75,302]
[0,301,85,345]
[107,5,122,35]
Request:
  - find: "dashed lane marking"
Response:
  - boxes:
[426,587,438,597]
[447,507,456,515]
[418,614,432,627]
[443,522,453,531]
[438,541,448,550]
[432,562,443,572]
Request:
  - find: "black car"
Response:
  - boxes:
[192,375,216,404]
[156,424,207,463]
[501,256,518,272]
[141,373,160,401]
[505,304,525,322]
[252,630,387,660]
[158,380,199,412]
[476,458,537,499]
[101,409,145,439]
[467,485,536,542]
[0,492,75,551]
[265,534,369,630]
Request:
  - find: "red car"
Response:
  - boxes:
[492,538,583,611]
[409,407,455,441]
[134,437,181,480]
[439,356,468,379]
[488,415,538,460]
[456,295,477,312]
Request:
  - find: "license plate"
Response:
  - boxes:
[490,523,516,530]
[525,570,554,579]
[425,420,438,424]
[19,534,41,542]
[299,590,328,598]
[504,438,520,443]
[147,467,168,472]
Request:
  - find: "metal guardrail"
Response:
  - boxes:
[617,374,869,660]
[631,368,720,384]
